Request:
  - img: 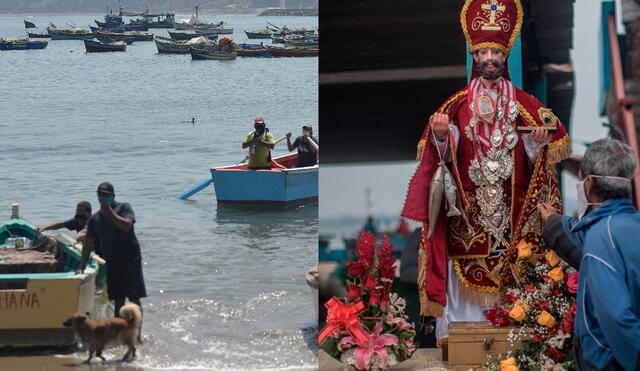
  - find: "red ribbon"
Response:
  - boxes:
[318,297,371,345]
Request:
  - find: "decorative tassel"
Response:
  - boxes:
[458,281,500,308]
[547,137,571,165]
[419,296,444,318]
[416,139,426,161]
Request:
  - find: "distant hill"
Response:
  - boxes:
[0,0,317,14]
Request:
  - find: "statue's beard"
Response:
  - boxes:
[476,59,505,80]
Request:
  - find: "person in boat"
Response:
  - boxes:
[79,182,146,335]
[286,124,318,167]
[242,117,275,170]
[537,138,640,371]
[401,0,570,341]
[36,201,92,239]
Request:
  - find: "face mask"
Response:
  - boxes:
[98,196,113,205]
[303,130,311,136]
[576,175,632,220]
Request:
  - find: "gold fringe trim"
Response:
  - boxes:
[420,295,444,318]
[453,259,501,294]
[460,0,523,55]
[518,102,539,127]
[439,90,468,114]
[458,280,500,308]
[417,229,444,317]
[547,136,571,165]
[417,139,426,161]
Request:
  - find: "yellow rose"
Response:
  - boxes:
[500,357,518,371]
[537,310,556,328]
[548,267,565,282]
[545,251,561,267]
[516,240,532,259]
[509,303,526,322]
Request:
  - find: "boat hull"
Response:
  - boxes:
[0,40,48,50]
[245,31,273,39]
[210,155,318,206]
[84,39,126,52]
[168,31,218,40]
[265,46,318,57]
[190,49,237,60]
[49,32,95,40]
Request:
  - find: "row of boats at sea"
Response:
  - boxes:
[1,6,318,59]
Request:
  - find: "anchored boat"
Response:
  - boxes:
[210,153,318,206]
[0,38,48,50]
[0,205,101,348]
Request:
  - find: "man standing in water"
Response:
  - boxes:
[79,182,146,332]
[402,0,570,341]
[242,117,275,170]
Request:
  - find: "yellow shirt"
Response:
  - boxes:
[246,131,275,168]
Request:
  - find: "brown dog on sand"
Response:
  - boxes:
[63,303,142,363]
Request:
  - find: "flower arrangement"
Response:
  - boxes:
[319,232,417,371]
[482,244,578,370]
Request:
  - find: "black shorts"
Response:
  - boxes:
[106,261,147,301]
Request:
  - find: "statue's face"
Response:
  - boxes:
[473,48,506,80]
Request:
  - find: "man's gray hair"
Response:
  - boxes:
[581,138,638,200]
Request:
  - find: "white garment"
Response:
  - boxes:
[436,260,490,339]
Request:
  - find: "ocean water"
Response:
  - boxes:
[0,14,318,370]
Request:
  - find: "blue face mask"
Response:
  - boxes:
[98,196,113,205]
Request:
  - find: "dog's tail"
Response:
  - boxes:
[119,304,142,329]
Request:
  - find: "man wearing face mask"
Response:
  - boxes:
[402,0,571,341]
[286,124,318,167]
[242,116,275,170]
[79,182,146,327]
[538,138,640,371]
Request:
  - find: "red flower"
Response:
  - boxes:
[347,262,367,278]
[485,305,512,327]
[545,347,566,362]
[356,232,376,269]
[363,273,377,290]
[347,284,361,301]
[369,290,381,306]
[503,293,517,303]
[525,284,536,293]
[533,333,545,345]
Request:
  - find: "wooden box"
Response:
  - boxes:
[447,321,529,371]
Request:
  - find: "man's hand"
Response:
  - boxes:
[530,127,551,144]
[35,226,43,232]
[75,268,85,275]
[430,112,450,139]
[99,200,114,217]
[286,132,292,139]
[536,203,559,223]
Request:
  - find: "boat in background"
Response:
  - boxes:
[154,35,214,54]
[265,45,318,57]
[84,39,126,52]
[210,153,318,206]
[245,28,276,39]
[47,25,94,40]
[0,38,48,50]
[236,43,272,57]
[190,47,237,60]
[0,204,99,348]
[168,30,218,41]
[24,20,50,38]
[96,30,153,42]
[174,5,232,34]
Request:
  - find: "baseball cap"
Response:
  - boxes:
[254,117,265,124]
[97,182,114,194]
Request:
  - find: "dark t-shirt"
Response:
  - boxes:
[63,218,85,233]
[292,135,318,167]
[86,202,141,269]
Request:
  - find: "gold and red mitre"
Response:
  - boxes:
[461,0,523,55]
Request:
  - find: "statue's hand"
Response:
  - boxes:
[430,113,450,139]
[536,202,558,223]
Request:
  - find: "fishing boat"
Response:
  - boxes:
[236,43,272,57]
[283,38,319,48]
[0,38,48,50]
[0,204,100,347]
[47,25,94,40]
[265,45,318,57]
[210,153,318,206]
[189,47,237,60]
[24,20,50,38]
[174,5,232,34]
[84,39,126,52]
[244,29,275,39]
[168,30,218,41]
[145,13,175,28]
[154,35,214,54]
[95,30,153,42]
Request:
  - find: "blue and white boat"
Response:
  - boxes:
[210,153,318,206]
[0,38,47,50]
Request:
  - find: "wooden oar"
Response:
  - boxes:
[177,136,287,200]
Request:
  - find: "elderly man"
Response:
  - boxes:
[539,138,640,370]
[79,182,146,324]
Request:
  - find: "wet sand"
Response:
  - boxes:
[0,353,142,371]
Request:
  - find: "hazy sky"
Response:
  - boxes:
[320,1,610,223]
